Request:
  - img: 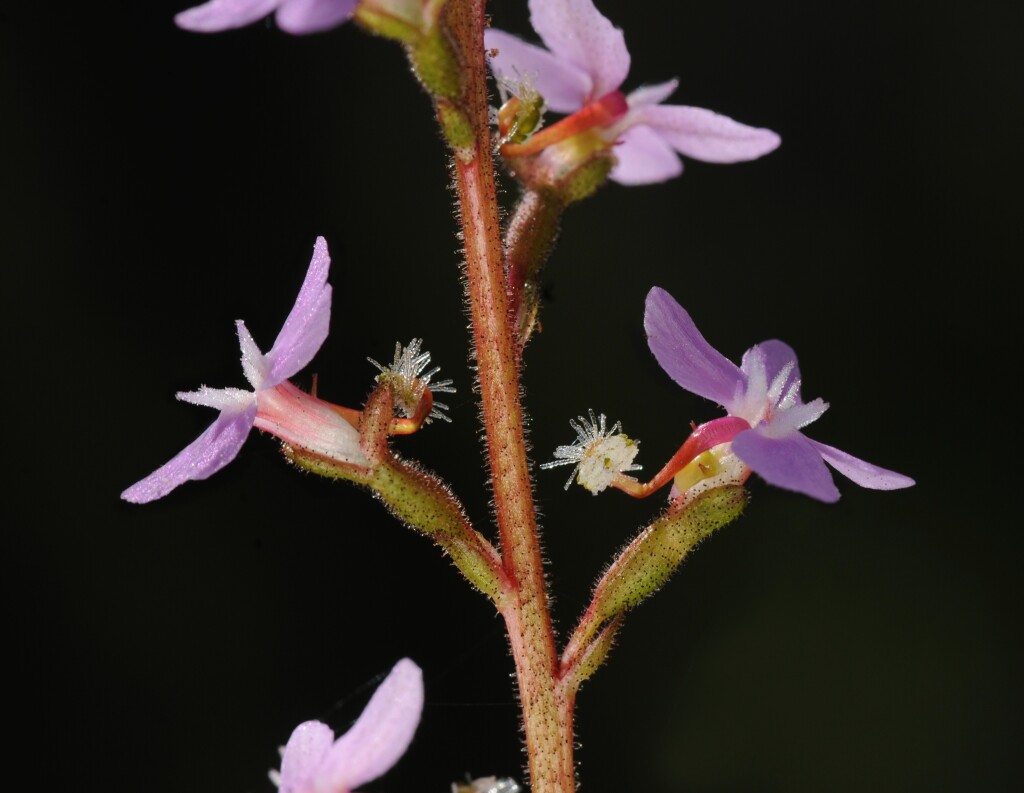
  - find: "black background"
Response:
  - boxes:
[3,1,1021,792]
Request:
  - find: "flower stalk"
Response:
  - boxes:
[124,3,915,791]
[439,1,574,789]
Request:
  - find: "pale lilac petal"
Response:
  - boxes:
[609,124,682,185]
[265,237,332,388]
[625,79,678,110]
[732,427,840,503]
[278,721,335,793]
[645,287,743,407]
[236,320,269,390]
[120,405,258,504]
[634,104,781,163]
[484,29,593,113]
[275,0,357,34]
[528,0,630,99]
[175,0,280,32]
[319,658,424,791]
[809,440,916,491]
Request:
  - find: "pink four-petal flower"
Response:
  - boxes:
[485,0,781,185]
[645,287,915,502]
[121,237,366,504]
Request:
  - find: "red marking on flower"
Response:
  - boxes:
[500,90,628,158]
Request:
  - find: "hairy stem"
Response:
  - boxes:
[443,1,574,790]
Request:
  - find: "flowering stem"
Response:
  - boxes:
[442,2,574,790]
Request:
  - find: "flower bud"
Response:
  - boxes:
[500,91,627,201]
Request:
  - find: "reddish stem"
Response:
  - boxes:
[444,1,574,790]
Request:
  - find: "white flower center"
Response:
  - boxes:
[732,349,828,437]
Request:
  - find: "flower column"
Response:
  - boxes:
[443,1,574,791]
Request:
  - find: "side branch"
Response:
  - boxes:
[288,385,509,602]
[561,487,748,681]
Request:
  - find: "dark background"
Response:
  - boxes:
[3,1,1020,791]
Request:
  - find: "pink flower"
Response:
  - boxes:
[485,0,781,185]
[175,0,358,35]
[645,287,915,502]
[121,237,366,504]
[275,658,424,793]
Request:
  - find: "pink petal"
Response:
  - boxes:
[319,658,424,791]
[809,440,915,491]
[278,721,335,793]
[732,428,841,503]
[120,405,257,504]
[275,0,357,34]
[635,104,781,163]
[609,124,682,185]
[265,237,332,388]
[528,0,630,100]
[175,0,281,32]
[484,29,593,114]
[645,287,744,408]
[254,382,368,466]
